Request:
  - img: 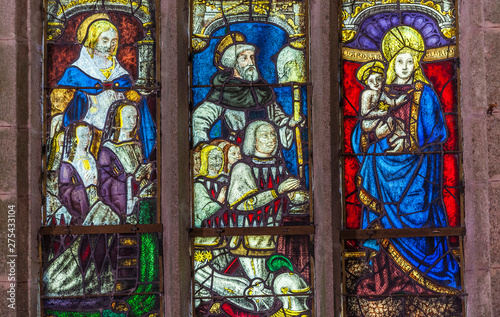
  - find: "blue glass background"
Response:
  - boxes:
[192,23,288,87]
[191,23,309,187]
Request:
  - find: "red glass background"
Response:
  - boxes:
[47,12,144,87]
[343,59,460,232]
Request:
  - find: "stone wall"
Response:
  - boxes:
[0,0,42,316]
[460,0,500,315]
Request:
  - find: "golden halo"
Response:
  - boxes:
[214,32,247,70]
[356,61,385,83]
[381,26,425,63]
[77,13,111,44]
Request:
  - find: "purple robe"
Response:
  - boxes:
[59,162,90,225]
[98,146,133,217]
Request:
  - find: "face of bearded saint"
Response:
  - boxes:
[235,49,259,82]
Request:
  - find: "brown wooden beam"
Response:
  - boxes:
[340,227,466,240]
[342,293,466,298]
[189,225,315,237]
[39,224,163,235]
[41,291,160,299]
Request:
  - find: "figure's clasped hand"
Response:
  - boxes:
[395,94,408,106]
[217,186,227,204]
[288,114,306,128]
[278,178,300,194]
[126,90,142,102]
[135,163,153,182]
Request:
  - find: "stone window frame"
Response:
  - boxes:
[10,0,487,315]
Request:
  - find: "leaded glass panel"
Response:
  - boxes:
[190,1,314,315]
[42,1,161,315]
[44,1,158,227]
[343,238,462,316]
[193,235,313,316]
[190,0,310,229]
[42,232,161,314]
[340,1,464,315]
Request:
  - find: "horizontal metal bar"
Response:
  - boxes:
[344,248,461,258]
[342,293,466,298]
[341,227,465,240]
[343,112,460,118]
[189,225,315,237]
[191,82,311,88]
[41,291,161,299]
[194,292,314,300]
[44,85,161,90]
[341,150,462,156]
[39,224,163,235]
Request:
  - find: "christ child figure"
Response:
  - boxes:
[357,61,408,153]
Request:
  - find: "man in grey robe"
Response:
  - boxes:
[192,32,303,147]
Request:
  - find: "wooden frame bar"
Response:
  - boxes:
[341,227,466,240]
[189,225,315,237]
[39,224,163,235]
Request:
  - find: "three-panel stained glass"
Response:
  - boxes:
[40,0,464,316]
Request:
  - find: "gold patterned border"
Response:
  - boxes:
[56,0,150,16]
[367,223,461,295]
[357,176,382,214]
[358,188,381,214]
[344,251,367,258]
[380,238,461,295]
[409,83,423,151]
[344,251,377,258]
[342,45,457,63]
[229,189,258,207]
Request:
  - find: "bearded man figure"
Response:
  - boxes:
[56,13,156,159]
[192,32,303,147]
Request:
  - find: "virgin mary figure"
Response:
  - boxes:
[351,26,461,294]
[56,13,156,159]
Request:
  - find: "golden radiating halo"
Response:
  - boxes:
[381,25,425,63]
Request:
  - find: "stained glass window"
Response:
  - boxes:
[41,1,161,315]
[340,1,464,315]
[189,0,314,315]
